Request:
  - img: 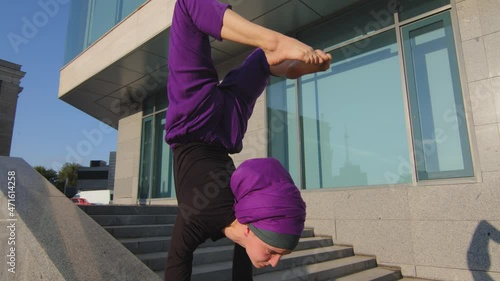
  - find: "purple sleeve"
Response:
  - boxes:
[178,0,231,41]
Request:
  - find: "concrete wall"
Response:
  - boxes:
[302,1,500,280]
[0,157,161,281]
[113,112,142,205]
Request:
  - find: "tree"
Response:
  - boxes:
[34,166,58,184]
[57,163,81,190]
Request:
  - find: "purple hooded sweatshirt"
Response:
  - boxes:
[231,158,306,238]
[165,0,270,153]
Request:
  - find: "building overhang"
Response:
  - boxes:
[58,0,366,128]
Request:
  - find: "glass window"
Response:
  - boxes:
[138,117,153,199]
[64,1,90,64]
[121,0,146,17]
[299,30,411,189]
[402,11,473,180]
[86,0,119,45]
[152,112,175,198]
[143,95,154,116]
[267,77,301,185]
[139,92,175,199]
[298,0,396,50]
[156,90,169,111]
[64,0,148,65]
[399,0,450,21]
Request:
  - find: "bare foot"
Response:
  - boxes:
[269,50,331,78]
[263,34,324,66]
[278,50,332,79]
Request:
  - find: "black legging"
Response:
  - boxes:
[164,142,252,281]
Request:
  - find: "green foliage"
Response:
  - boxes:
[34,166,58,183]
[58,162,81,188]
[33,163,81,195]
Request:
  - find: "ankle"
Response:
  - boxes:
[261,32,280,52]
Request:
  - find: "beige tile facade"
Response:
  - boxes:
[113,112,142,204]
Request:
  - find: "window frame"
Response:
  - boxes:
[401,11,474,181]
[266,2,479,189]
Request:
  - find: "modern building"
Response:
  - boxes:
[0,59,25,156]
[58,0,500,280]
[76,151,116,191]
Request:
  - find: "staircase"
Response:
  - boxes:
[79,205,429,281]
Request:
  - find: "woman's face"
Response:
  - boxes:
[244,229,291,268]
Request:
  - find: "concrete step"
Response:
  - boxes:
[333,267,402,281]
[120,236,172,255]
[289,236,334,251]
[137,245,237,271]
[156,258,428,281]
[103,224,174,238]
[253,255,377,281]
[121,235,332,256]
[79,205,178,215]
[183,246,354,281]
[254,246,354,275]
[156,257,398,281]
[119,236,235,255]
[302,228,315,238]
[198,237,237,248]
[398,277,431,281]
[90,214,177,226]
[138,239,347,272]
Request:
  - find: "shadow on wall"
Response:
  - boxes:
[467,220,500,281]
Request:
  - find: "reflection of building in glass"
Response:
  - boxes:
[302,113,335,188]
[0,59,25,156]
[332,129,368,187]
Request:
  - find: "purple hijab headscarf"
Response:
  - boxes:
[231,158,306,246]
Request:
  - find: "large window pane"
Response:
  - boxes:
[138,117,153,199]
[300,30,411,188]
[64,0,147,65]
[399,0,450,21]
[402,12,473,180]
[140,92,176,200]
[121,0,146,17]
[267,77,300,185]
[86,0,119,45]
[143,95,154,116]
[298,0,396,50]
[152,113,175,198]
[64,1,89,64]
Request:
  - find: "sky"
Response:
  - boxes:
[1,1,117,171]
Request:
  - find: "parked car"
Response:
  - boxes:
[70,197,92,205]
